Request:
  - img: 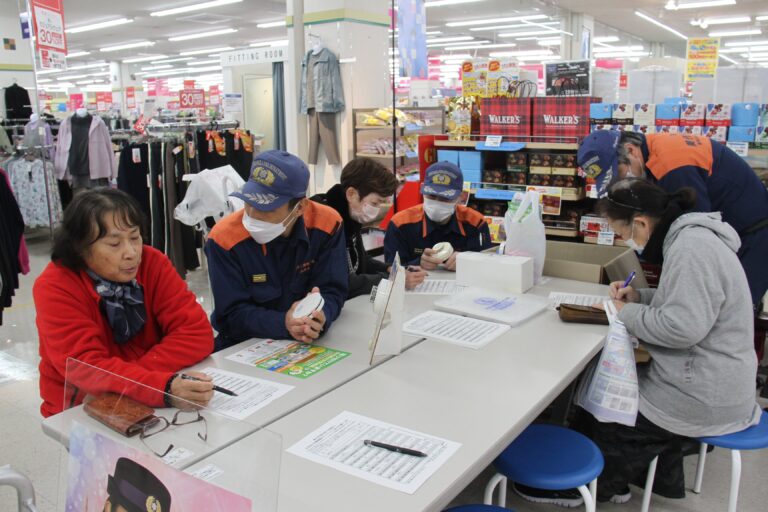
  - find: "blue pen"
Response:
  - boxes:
[622,271,637,289]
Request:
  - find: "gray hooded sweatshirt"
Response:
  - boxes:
[619,212,761,437]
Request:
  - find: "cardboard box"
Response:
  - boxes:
[456,252,534,293]
[633,125,656,135]
[705,103,731,126]
[613,124,634,132]
[633,103,656,125]
[612,103,635,125]
[463,169,482,183]
[550,174,578,188]
[437,150,460,165]
[703,126,727,142]
[459,151,483,170]
[680,104,706,126]
[482,169,505,184]
[505,169,528,185]
[591,124,613,132]
[757,124,768,144]
[728,126,756,142]
[543,240,648,287]
[655,104,681,125]
[590,103,613,123]
[552,153,577,169]
[656,125,680,134]
[680,125,703,135]
[732,102,760,127]
[506,152,528,168]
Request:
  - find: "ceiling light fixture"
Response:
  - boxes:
[256,20,286,28]
[594,45,645,52]
[591,51,650,58]
[437,53,472,60]
[141,65,173,71]
[538,38,562,46]
[665,0,736,9]
[634,11,688,40]
[488,49,554,58]
[250,39,289,47]
[709,28,761,37]
[57,74,87,80]
[67,62,109,70]
[498,30,563,38]
[152,57,194,64]
[100,41,155,52]
[67,18,133,34]
[695,16,751,28]
[446,14,548,28]
[724,39,768,46]
[447,42,517,50]
[757,16,768,21]
[151,0,243,17]
[66,51,91,58]
[180,46,234,56]
[593,36,620,43]
[188,59,221,66]
[426,36,474,43]
[169,28,237,41]
[123,55,168,63]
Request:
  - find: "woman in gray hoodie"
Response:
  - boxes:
[594,178,761,504]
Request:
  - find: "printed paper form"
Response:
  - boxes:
[402,310,510,349]
[225,339,292,365]
[407,280,466,295]
[201,367,294,420]
[548,291,607,309]
[286,411,461,494]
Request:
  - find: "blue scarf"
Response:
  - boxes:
[87,270,147,344]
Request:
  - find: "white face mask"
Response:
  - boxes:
[242,204,299,244]
[350,201,380,224]
[625,221,645,255]
[423,197,456,223]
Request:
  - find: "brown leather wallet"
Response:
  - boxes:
[557,303,609,325]
[83,393,158,437]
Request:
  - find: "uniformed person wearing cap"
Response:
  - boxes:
[384,161,492,271]
[206,150,348,351]
[103,458,170,512]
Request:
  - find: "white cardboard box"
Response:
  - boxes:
[456,252,533,294]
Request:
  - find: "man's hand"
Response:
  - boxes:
[404,267,428,289]
[609,281,640,303]
[420,248,442,270]
[285,287,327,343]
[443,251,458,272]
[169,371,213,410]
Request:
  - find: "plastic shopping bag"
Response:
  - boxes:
[574,301,639,426]
[504,190,546,284]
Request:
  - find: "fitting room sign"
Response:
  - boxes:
[220,47,287,67]
[31,0,67,70]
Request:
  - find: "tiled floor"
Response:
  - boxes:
[1,237,766,511]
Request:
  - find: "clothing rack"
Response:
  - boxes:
[12,143,56,238]
[144,120,240,136]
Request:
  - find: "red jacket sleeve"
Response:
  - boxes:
[136,249,214,370]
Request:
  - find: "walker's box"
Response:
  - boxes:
[543,241,648,287]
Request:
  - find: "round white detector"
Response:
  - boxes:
[292,292,325,319]
[371,278,392,315]
[432,242,454,262]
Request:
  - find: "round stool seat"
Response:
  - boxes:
[698,410,768,450]
[445,506,512,512]
[493,424,604,490]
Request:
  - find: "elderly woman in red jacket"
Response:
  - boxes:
[34,189,214,417]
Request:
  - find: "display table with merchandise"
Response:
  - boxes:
[183,276,609,511]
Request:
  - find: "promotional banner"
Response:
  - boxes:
[184,79,196,89]
[209,85,220,106]
[69,93,84,110]
[157,79,169,97]
[31,0,67,69]
[180,89,206,109]
[397,0,428,79]
[95,91,112,112]
[686,38,720,81]
[147,78,157,97]
[125,86,135,109]
[545,60,591,96]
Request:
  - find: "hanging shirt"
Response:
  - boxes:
[67,114,92,177]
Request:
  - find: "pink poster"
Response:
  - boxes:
[65,423,252,512]
[69,92,84,109]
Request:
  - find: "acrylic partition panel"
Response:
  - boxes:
[59,358,281,512]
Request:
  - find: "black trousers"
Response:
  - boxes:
[574,409,686,501]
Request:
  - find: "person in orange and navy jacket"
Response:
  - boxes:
[578,130,768,308]
[205,150,348,351]
[384,162,492,271]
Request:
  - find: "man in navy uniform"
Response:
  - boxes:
[384,162,492,270]
[206,150,348,350]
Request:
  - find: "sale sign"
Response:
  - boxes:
[31,0,66,70]
[69,93,84,109]
[184,80,196,89]
[96,92,112,112]
[209,85,220,106]
[147,78,157,97]
[179,89,206,109]
[125,86,136,109]
[157,79,169,97]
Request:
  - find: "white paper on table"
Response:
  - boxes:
[402,310,510,349]
[286,411,461,494]
[406,280,466,295]
[225,339,296,366]
[188,463,225,482]
[161,446,194,466]
[201,367,294,420]
[548,291,606,309]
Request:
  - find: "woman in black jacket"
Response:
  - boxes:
[312,157,427,298]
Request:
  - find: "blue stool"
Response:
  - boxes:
[445,506,513,512]
[693,410,768,512]
[484,424,604,512]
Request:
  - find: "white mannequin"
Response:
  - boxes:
[29,113,39,124]
[310,35,324,55]
[76,108,88,117]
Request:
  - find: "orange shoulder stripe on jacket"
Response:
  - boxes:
[208,210,250,250]
[645,134,714,180]
[303,200,342,236]
[390,204,425,228]
[456,205,485,228]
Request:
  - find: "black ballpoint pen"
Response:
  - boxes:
[363,439,427,457]
[180,374,238,396]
